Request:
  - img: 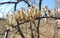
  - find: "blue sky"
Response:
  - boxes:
[42,0,55,9]
[0,0,55,18]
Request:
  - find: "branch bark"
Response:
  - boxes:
[16,20,25,38]
[37,0,43,38]
[30,21,34,38]
[0,2,17,4]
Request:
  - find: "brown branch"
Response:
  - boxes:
[39,0,42,10]
[11,16,60,33]
[12,16,60,28]
[24,0,31,6]
[16,20,25,38]
[37,0,43,38]
[0,0,31,7]
[0,2,17,4]
[30,21,34,38]
[11,16,60,38]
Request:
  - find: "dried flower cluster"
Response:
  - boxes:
[6,5,54,27]
[6,5,41,26]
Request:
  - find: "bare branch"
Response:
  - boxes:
[24,0,31,6]
[0,2,17,4]
[12,16,60,28]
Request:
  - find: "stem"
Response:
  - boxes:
[37,19,40,38]
[16,20,25,38]
[30,21,34,38]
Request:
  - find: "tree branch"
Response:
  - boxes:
[0,2,17,4]
[12,16,60,28]
[24,0,31,6]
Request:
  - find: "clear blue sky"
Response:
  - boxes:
[42,0,55,9]
[0,0,55,18]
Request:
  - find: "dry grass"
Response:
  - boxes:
[0,18,60,38]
